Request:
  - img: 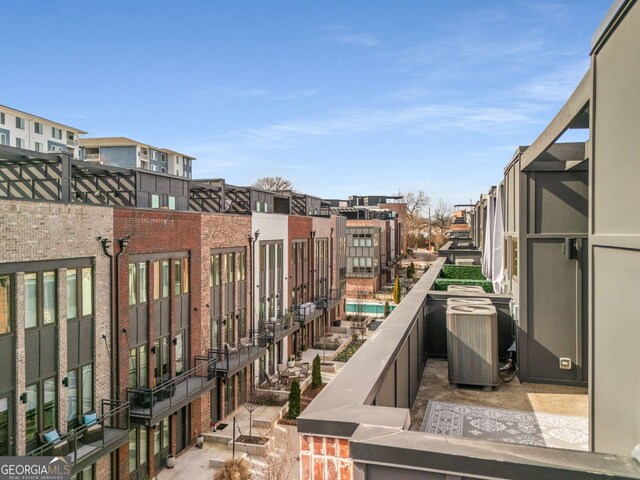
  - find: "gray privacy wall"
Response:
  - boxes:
[503,153,589,387]
[590,0,640,456]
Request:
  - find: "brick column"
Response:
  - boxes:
[15,273,26,456]
[300,434,352,480]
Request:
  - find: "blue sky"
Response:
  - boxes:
[1,1,609,205]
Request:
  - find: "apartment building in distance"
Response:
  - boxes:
[328,195,407,296]
[0,104,86,158]
[79,137,195,178]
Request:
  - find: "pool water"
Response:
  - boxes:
[346,302,396,314]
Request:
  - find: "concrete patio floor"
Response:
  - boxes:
[410,358,588,430]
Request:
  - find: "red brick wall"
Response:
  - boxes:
[114,208,202,477]
[300,435,352,480]
[199,213,251,431]
[288,216,313,307]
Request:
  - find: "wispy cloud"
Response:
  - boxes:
[194,86,319,101]
[331,32,378,48]
[515,60,590,103]
[220,101,542,148]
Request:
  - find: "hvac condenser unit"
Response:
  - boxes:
[447,285,486,293]
[446,304,498,389]
[446,297,492,307]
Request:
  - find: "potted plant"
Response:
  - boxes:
[211,421,218,432]
[196,432,204,448]
[167,453,176,469]
[288,355,296,368]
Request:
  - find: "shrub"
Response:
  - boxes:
[253,392,287,407]
[215,458,250,480]
[383,301,390,318]
[312,354,322,388]
[433,278,493,293]
[441,264,486,280]
[288,380,301,419]
[407,262,415,279]
[392,276,401,304]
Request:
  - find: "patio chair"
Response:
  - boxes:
[40,427,70,456]
[299,364,310,378]
[264,372,279,388]
[81,410,103,444]
[277,364,287,375]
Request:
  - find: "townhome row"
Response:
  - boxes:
[0,143,381,479]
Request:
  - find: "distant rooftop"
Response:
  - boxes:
[79,136,196,160]
[0,104,88,134]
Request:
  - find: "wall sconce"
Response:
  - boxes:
[100,237,112,249]
[151,346,157,354]
[20,392,27,404]
[172,338,177,345]
[62,377,69,387]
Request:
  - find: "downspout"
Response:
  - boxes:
[99,237,115,399]
[113,236,130,401]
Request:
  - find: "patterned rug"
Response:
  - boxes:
[422,401,588,451]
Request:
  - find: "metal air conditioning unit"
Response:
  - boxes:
[447,297,492,307]
[446,304,498,389]
[447,285,485,293]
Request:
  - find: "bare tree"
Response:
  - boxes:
[351,291,368,340]
[258,425,298,480]
[253,176,294,191]
[431,200,453,248]
[399,190,431,248]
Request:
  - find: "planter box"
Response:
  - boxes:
[321,363,337,373]
[231,436,272,457]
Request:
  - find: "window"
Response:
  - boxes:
[181,258,189,294]
[0,133,6,146]
[236,252,246,281]
[34,122,43,134]
[211,254,221,287]
[175,333,184,376]
[67,131,74,142]
[168,196,176,210]
[176,170,180,177]
[26,377,57,448]
[151,194,160,208]
[129,426,148,475]
[162,261,169,298]
[153,261,160,300]
[51,127,62,139]
[129,262,147,305]
[82,268,93,316]
[35,142,43,152]
[25,271,57,328]
[153,337,170,380]
[16,117,25,129]
[161,167,166,173]
[15,138,24,149]
[0,112,4,124]
[67,364,92,427]
[66,270,77,319]
[226,253,235,284]
[151,150,158,160]
[129,345,147,388]
[174,260,181,295]
[0,276,11,335]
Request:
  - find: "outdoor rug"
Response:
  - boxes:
[421,401,588,451]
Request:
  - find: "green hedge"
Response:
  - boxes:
[434,278,493,293]
[441,264,486,280]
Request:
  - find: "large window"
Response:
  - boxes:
[129,426,148,475]
[26,377,57,449]
[152,260,169,299]
[66,268,93,320]
[129,262,147,306]
[225,253,235,284]
[236,252,246,281]
[16,117,25,129]
[0,275,11,334]
[67,364,93,427]
[175,333,184,376]
[153,337,170,381]
[25,271,57,329]
[129,345,148,388]
[211,254,221,287]
[174,258,189,295]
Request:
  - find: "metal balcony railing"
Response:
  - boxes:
[27,399,129,473]
[209,328,268,376]
[127,355,216,420]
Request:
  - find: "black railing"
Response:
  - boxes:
[210,327,268,374]
[27,399,129,469]
[127,355,215,419]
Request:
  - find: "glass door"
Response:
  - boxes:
[154,419,170,471]
[0,395,13,456]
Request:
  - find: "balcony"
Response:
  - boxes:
[210,334,267,377]
[83,153,101,163]
[262,310,300,343]
[294,298,328,326]
[27,400,129,475]
[127,356,216,424]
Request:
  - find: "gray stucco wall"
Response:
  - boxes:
[590,0,640,456]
